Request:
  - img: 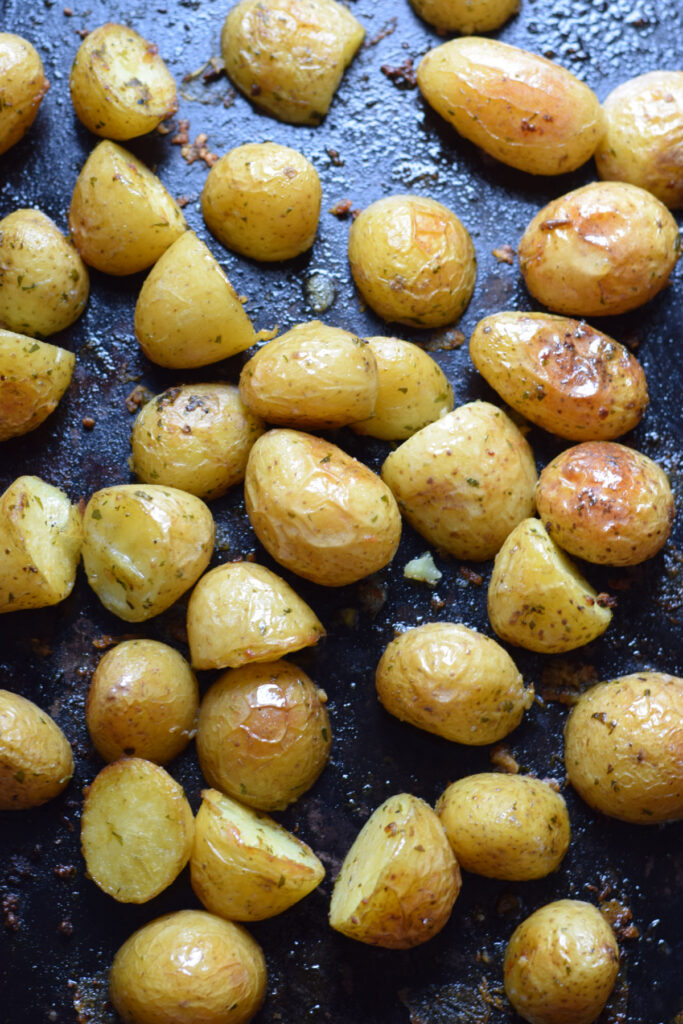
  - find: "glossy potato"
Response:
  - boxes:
[0,690,73,810]
[0,330,75,441]
[0,33,49,156]
[410,0,519,34]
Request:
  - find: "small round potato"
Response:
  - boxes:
[410,0,519,34]
[436,774,570,880]
[536,441,674,566]
[564,673,683,824]
[376,622,533,745]
[518,181,681,316]
[196,660,332,811]
[504,900,619,1024]
[109,909,267,1024]
[0,330,75,441]
[0,33,49,156]
[0,690,73,810]
[348,195,476,328]
[202,142,321,261]
[86,639,199,765]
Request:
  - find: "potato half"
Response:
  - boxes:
[0,330,75,441]
[0,690,73,810]
[0,33,49,156]
[410,0,519,34]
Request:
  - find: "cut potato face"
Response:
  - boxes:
[410,0,519,34]
[0,329,75,442]
[0,33,49,156]
[0,689,73,810]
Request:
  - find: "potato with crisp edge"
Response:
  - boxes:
[0,33,49,156]
[0,330,75,442]
[410,0,519,34]
[0,690,73,810]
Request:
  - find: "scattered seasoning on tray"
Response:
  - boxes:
[365,17,397,45]
[2,894,20,932]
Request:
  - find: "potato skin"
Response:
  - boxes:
[518,181,681,316]
[0,330,75,441]
[0,33,49,156]
[469,312,648,441]
[564,673,683,824]
[410,0,519,34]
[0,690,73,810]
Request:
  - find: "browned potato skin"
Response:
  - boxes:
[564,673,683,824]
[196,660,332,811]
[469,312,648,441]
[536,441,674,566]
[0,330,75,441]
[518,181,681,316]
[0,690,73,810]
[0,34,49,156]
[410,0,519,34]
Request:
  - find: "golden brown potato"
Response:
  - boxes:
[469,312,648,441]
[348,195,476,328]
[417,38,604,175]
[518,181,681,316]
[410,0,519,34]
[329,793,461,948]
[0,33,49,156]
[0,330,75,441]
[376,622,533,745]
[69,23,177,140]
[86,639,199,765]
[436,774,570,880]
[595,70,683,209]
[109,909,266,1024]
[202,142,321,261]
[564,673,683,824]
[0,690,73,810]
[504,900,619,1024]
[381,401,537,561]
[221,0,364,125]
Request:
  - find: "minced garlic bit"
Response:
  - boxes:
[403,551,442,586]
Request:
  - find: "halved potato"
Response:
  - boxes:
[410,0,519,33]
[0,689,73,810]
[0,33,49,156]
[0,330,75,441]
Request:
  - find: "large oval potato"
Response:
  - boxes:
[0,690,73,810]
[469,312,648,441]
[0,330,75,441]
[0,33,49,156]
[564,673,683,824]
[410,0,519,34]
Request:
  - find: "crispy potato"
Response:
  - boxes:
[196,660,331,811]
[69,140,187,275]
[0,476,82,614]
[187,561,325,671]
[221,0,364,125]
[0,690,73,810]
[436,774,570,880]
[469,312,648,441]
[69,23,177,140]
[82,484,214,622]
[329,793,461,948]
[376,622,533,745]
[595,71,683,209]
[381,401,537,561]
[564,673,683,824]
[536,441,674,566]
[109,910,266,1024]
[0,33,49,156]
[202,142,321,261]
[81,757,194,903]
[0,329,75,441]
[417,38,604,176]
[348,195,476,328]
[410,0,519,33]
[86,639,199,765]
[191,789,325,921]
[504,900,619,1024]
[488,518,612,653]
[518,181,681,316]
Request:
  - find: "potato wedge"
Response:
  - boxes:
[410,0,519,34]
[0,329,75,441]
[0,689,73,810]
[0,33,49,156]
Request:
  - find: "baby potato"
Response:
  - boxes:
[348,195,476,328]
[0,329,75,441]
[0,33,49,156]
[417,38,604,176]
[564,673,683,824]
[86,639,199,765]
[536,441,674,566]
[504,900,619,1024]
[0,690,73,810]
[187,561,325,671]
[518,181,681,316]
[245,429,402,586]
[191,789,325,921]
[202,142,321,261]
[329,792,461,948]
[130,383,265,500]
[239,321,378,429]
[595,71,683,209]
[69,140,187,275]
[82,484,214,622]
[469,312,648,441]
[0,209,89,338]
[376,622,533,745]
[69,23,177,140]
[381,401,537,561]
[109,910,266,1024]
[350,336,454,440]
[410,0,519,34]
[196,660,331,811]
[488,518,612,653]
[221,0,364,125]
[436,774,570,880]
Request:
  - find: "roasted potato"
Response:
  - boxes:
[0,33,49,156]
[564,673,683,824]
[410,0,519,34]
[518,181,681,316]
[0,329,75,441]
[0,690,73,810]
[469,312,648,441]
